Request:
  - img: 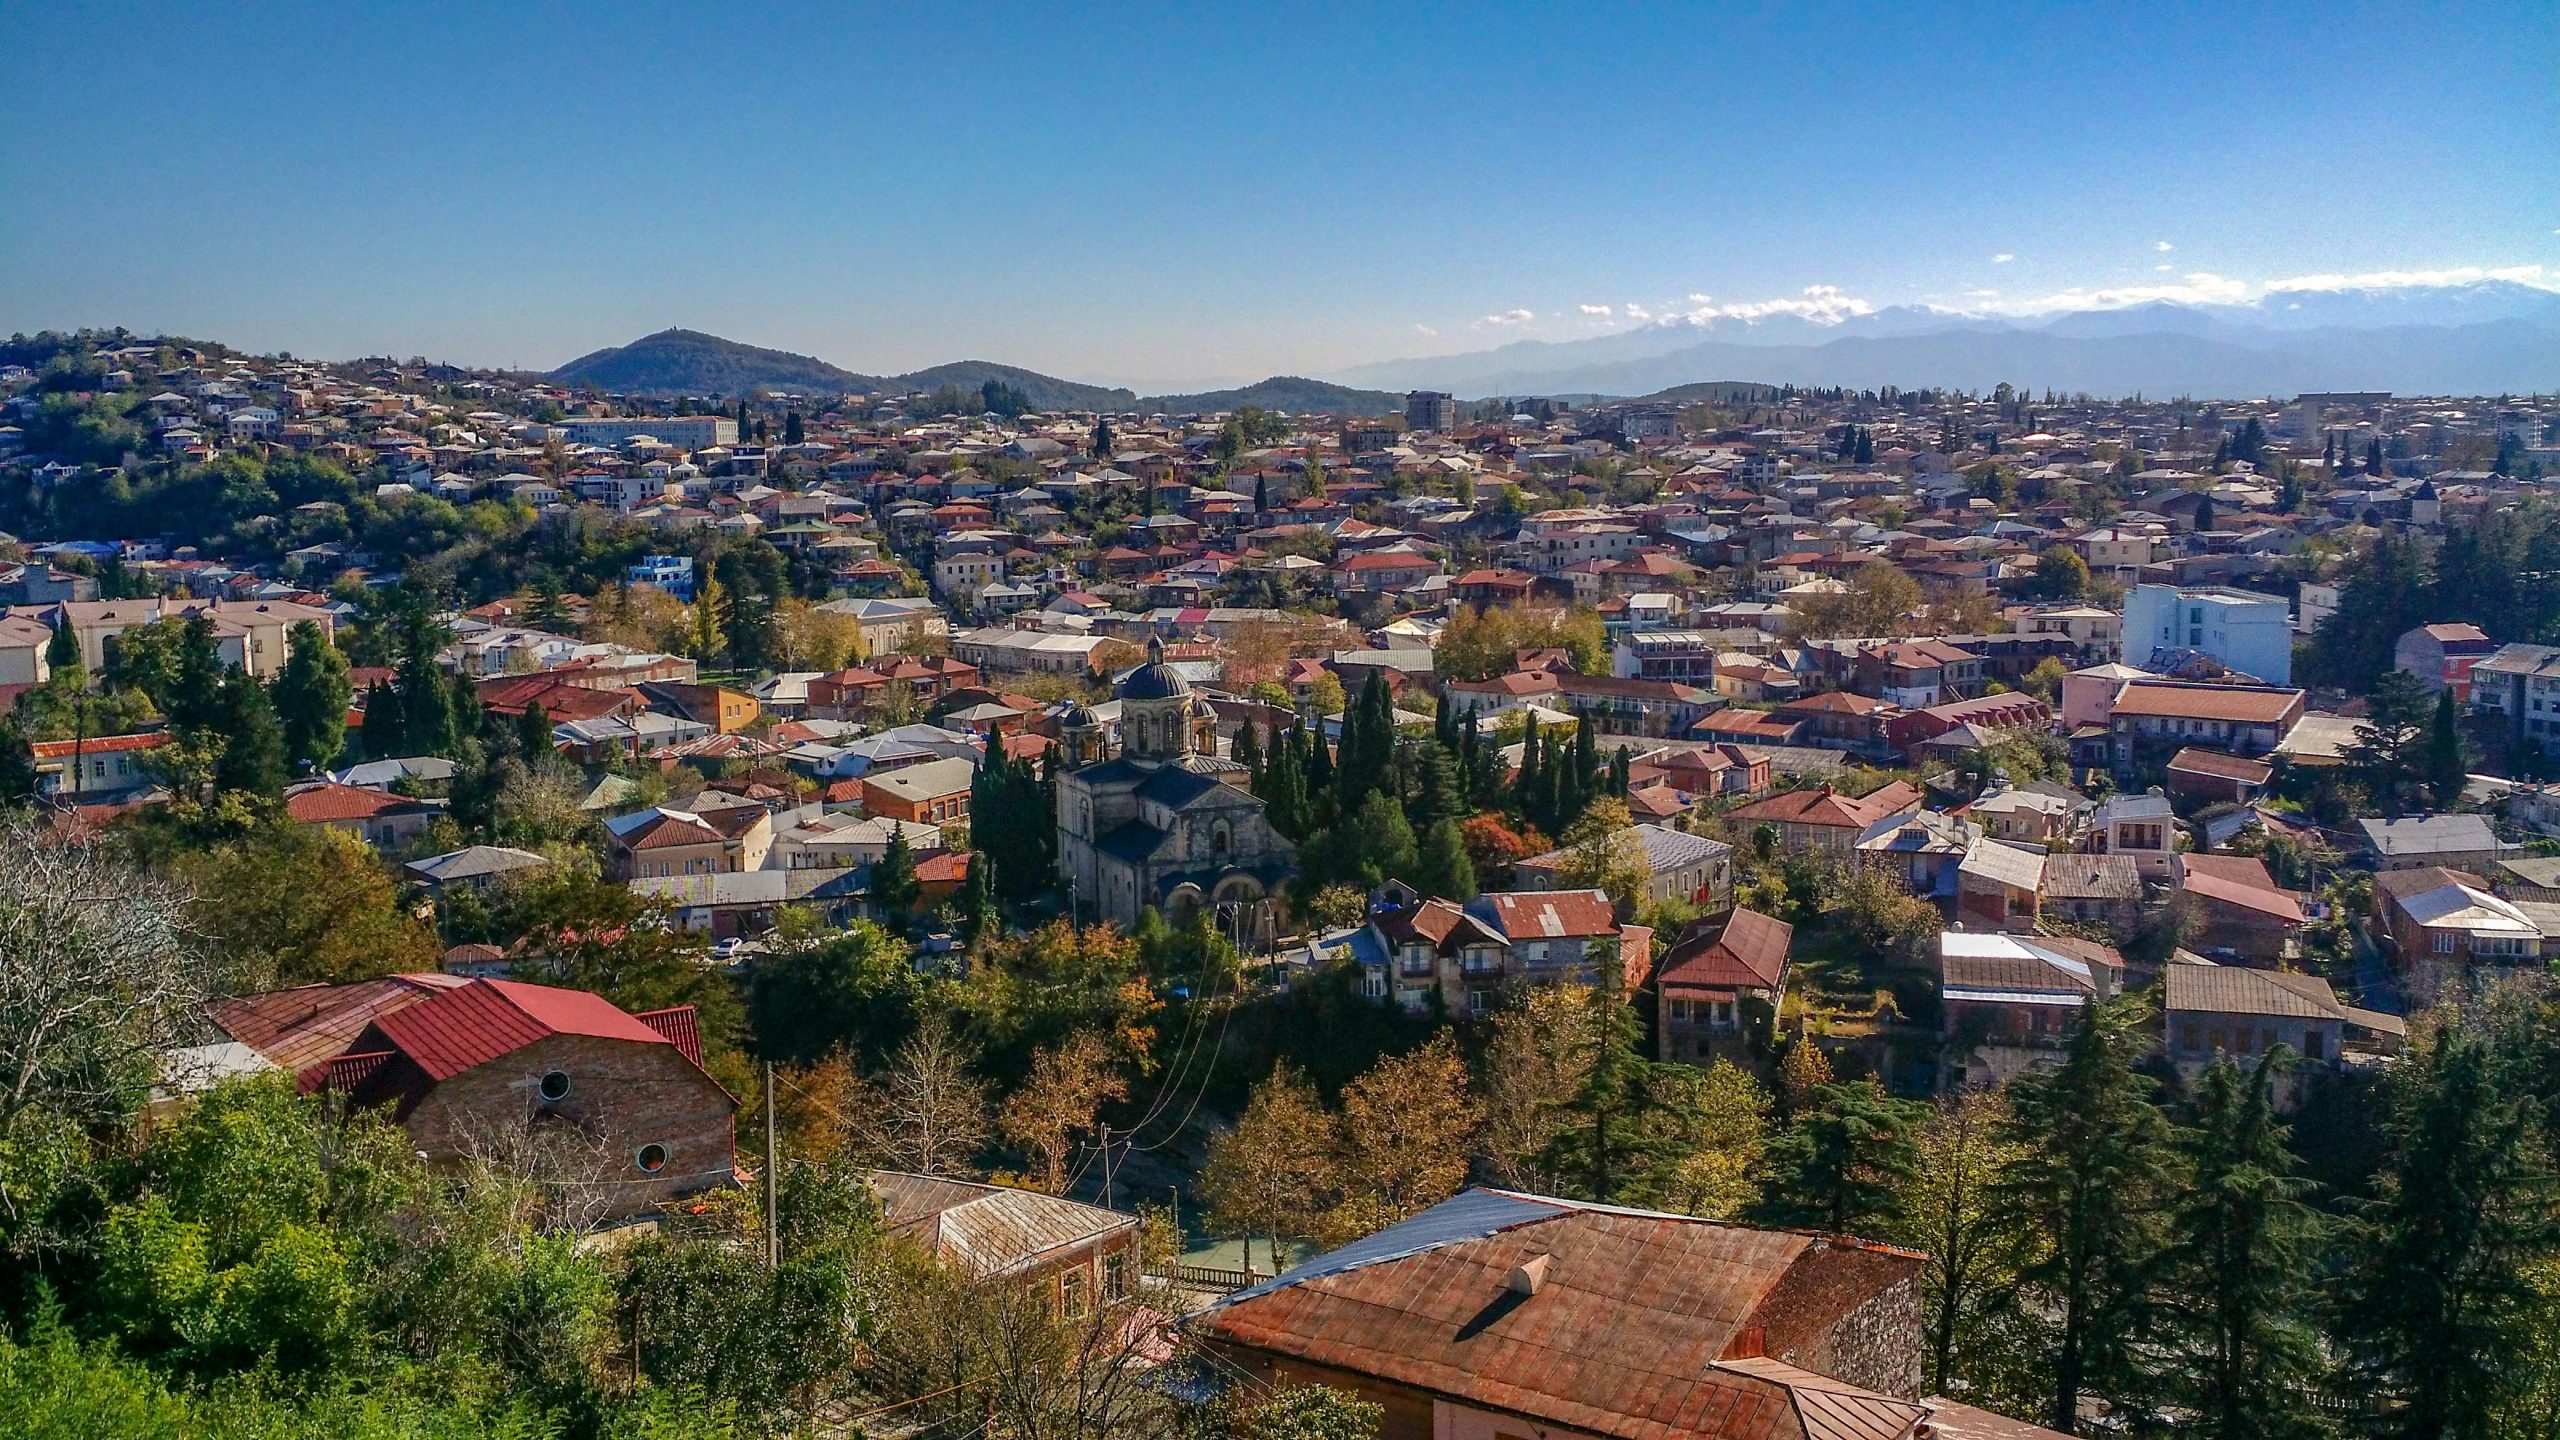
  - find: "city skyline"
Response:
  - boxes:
[3,2,2554,388]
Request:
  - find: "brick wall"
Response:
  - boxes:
[402,1033,736,1221]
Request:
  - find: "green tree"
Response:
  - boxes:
[873,823,920,919]
[2344,669,2433,815]
[43,613,81,684]
[208,671,288,800]
[2032,545,2092,601]
[1540,969,1678,1205]
[1409,817,1478,902]
[2423,687,2468,809]
[1995,996,2181,1434]
[0,720,34,806]
[1897,1091,2041,1407]
[356,680,406,759]
[2160,1052,2329,1440]
[272,622,352,774]
[1761,1079,1925,1235]
[2340,1020,2556,1440]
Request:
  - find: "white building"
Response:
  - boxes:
[2120,584,2293,685]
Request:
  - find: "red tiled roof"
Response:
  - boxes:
[285,781,425,824]
[28,731,169,759]
[207,974,473,1070]
[2109,681,2303,724]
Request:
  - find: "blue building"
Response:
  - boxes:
[628,554,696,600]
[2120,584,2292,685]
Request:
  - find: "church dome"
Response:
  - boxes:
[1116,636,1192,702]
[1060,700,1102,728]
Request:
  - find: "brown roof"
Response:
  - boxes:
[1658,908,1794,993]
[1200,1191,1923,1440]
[868,1170,1135,1278]
[1727,781,1918,832]
[206,974,471,1071]
[2166,747,2274,784]
[2165,963,2345,1021]
[2037,853,2144,901]
[2109,680,2303,724]
[284,781,430,824]
[1484,889,1619,940]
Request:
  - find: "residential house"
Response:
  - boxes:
[1511,823,1736,911]
[206,976,733,1222]
[2106,680,2306,771]
[1955,838,2046,932]
[2355,813,2514,874]
[403,845,551,894]
[1723,781,1924,861]
[605,802,775,879]
[2467,642,2560,757]
[284,780,444,850]
[2394,622,2497,700]
[1940,932,2124,1089]
[2374,866,2549,971]
[859,754,977,825]
[2174,853,2307,964]
[1654,907,1792,1063]
[2163,960,2349,1100]
[2088,791,2178,880]
[1192,1188,2056,1440]
[2164,747,2273,805]
[868,1171,1140,1310]
[1356,886,1651,1017]
[30,731,169,801]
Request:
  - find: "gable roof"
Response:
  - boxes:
[1657,908,1793,992]
[2165,962,2346,1022]
[1479,889,1619,940]
[1196,1188,1923,1440]
[356,978,684,1082]
[868,1170,1136,1278]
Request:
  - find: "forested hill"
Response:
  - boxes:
[1143,376,1401,415]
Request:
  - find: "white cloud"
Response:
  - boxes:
[1623,302,1653,322]
[1578,303,1613,317]
[1687,293,1712,304]
[1963,262,2555,317]
[1992,253,2015,264]
[2264,263,2551,294]
[2155,264,2173,272]
[1476,309,1536,328]
[2155,240,2175,252]
[1673,284,1875,326]
[1412,323,1438,337]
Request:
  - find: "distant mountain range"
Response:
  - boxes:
[548,329,1400,415]
[1328,282,2560,400]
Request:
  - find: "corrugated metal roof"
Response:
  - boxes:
[365,979,680,1081]
[207,974,470,1070]
[1197,1189,1923,1440]
[868,1170,1135,1278]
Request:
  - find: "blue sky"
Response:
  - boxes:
[3,2,2552,387]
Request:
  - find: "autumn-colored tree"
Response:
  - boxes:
[1475,988,1600,1192]
[179,822,442,988]
[1558,797,1651,918]
[1897,1091,2043,1406]
[1200,1063,1337,1275]
[1786,561,1925,640]
[1647,1060,1772,1221]
[863,1015,992,1177]
[1326,1034,1476,1241]
[998,1031,1128,1193]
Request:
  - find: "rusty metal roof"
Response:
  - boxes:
[868,1170,1136,1278]
[1196,1189,1924,1440]
[207,974,470,1071]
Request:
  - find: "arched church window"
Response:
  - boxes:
[1212,822,1232,856]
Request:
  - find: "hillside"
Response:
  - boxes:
[895,361,1134,412]
[1144,376,1401,415]
[549,328,878,395]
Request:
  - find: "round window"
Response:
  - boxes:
[636,1143,669,1174]
[538,1070,572,1102]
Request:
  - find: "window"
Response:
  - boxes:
[1103,1250,1131,1300]
[636,1143,668,1174]
[2181,1024,2201,1053]
[2303,1030,2326,1061]
[1668,998,1692,1023]
[538,1070,572,1102]
[1061,1269,1091,1318]
[2433,932,2457,955]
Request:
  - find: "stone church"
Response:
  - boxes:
[1055,638,1294,934]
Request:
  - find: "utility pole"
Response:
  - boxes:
[763,1061,780,1270]
[1100,1123,1116,1212]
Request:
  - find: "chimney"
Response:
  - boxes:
[1506,1253,1551,1296]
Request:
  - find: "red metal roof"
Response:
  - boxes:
[364,978,678,1082]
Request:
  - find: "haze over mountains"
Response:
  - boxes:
[1330,281,2560,400]
[551,282,2560,411]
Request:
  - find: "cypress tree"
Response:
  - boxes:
[1234,716,1263,786]
[1411,816,1477,902]
[1761,1079,1927,1235]
[1995,996,2181,1434]
[209,670,289,799]
[873,824,920,920]
[1517,724,1546,831]
[0,717,36,806]
[1301,720,1335,816]
[358,680,407,760]
[44,614,81,683]
[2160,1053,2328,1440]
[2424,687,2467,808]
[517,700,554,762]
